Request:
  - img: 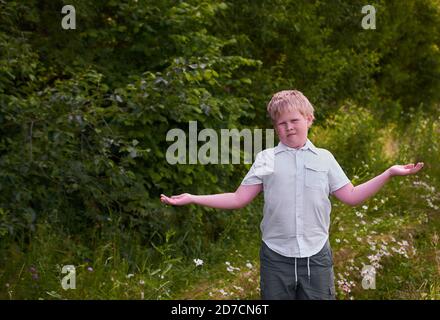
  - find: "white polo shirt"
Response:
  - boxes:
[241,139,350,258]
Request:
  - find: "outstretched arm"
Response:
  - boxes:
[333,162,424,206]
[160,183,263,209]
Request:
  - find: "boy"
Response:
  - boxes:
[160,90,424,300]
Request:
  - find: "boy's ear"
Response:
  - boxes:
[306,114,314,128]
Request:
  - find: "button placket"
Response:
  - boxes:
[290,150,297,238]
[296,152,304,256]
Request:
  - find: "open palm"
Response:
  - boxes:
[160,193,193,206]
[388,162,424,177]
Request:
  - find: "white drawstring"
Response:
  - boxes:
[294,257,311,289]
[307,257,311,284]
[294,257,298,288]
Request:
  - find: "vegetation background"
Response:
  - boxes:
[0,0,439,299]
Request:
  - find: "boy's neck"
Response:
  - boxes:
[282,139,307,150]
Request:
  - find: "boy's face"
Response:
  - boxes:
[274,109,313,149]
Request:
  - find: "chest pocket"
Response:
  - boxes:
[304,163,328,189]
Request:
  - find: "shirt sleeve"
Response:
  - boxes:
[241,150,274,185]
[328,152,351,194]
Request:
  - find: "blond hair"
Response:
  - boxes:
[267,90,315,122]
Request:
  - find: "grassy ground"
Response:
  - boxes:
[1,112,439,300]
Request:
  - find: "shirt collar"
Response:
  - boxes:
[274,138,318,155]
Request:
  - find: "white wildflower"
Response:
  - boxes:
[193,258,204,267]
[219,289,228,296]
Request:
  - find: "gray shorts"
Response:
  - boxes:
[260,240,336,300]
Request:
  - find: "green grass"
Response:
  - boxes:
[0,203,264,300]
[1,112,439,300]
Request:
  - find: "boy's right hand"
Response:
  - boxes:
[160,193,193,206]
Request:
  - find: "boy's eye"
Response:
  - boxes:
[279,120,297,125]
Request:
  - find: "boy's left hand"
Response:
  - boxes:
[388,162,424,177]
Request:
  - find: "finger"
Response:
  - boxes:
[161,196,171,204]
[408,164,423,174]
